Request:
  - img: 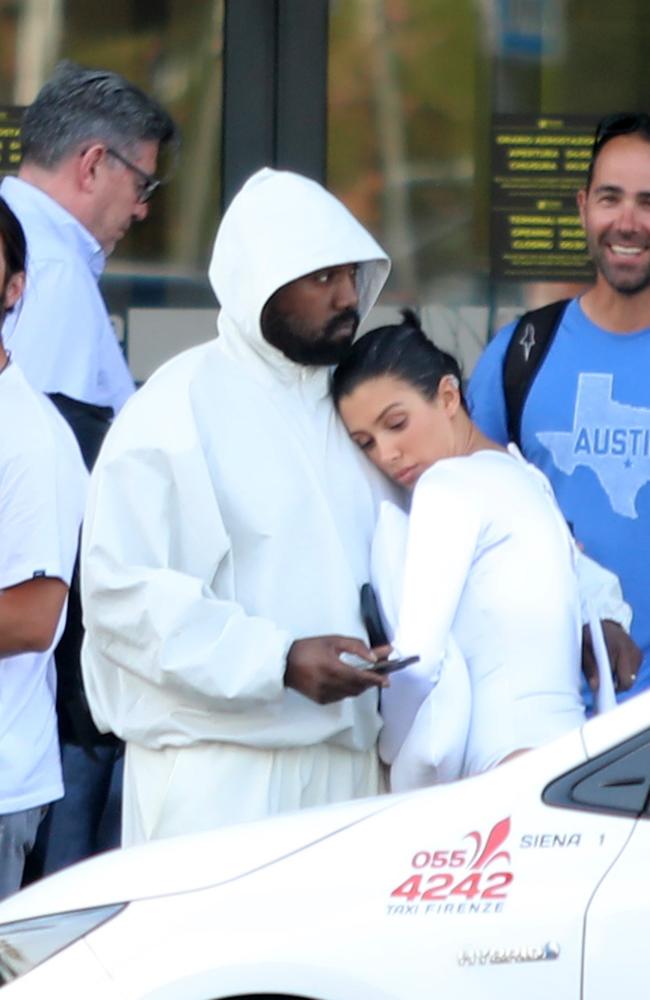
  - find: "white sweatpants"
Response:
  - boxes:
[122,740,382,845]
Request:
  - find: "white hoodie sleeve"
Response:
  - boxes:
[81,438,293,739]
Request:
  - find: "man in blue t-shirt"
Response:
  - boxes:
[469,113,650,704]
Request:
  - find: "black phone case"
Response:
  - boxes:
[360,582,389,649]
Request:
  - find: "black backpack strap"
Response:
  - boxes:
[46,393,119,753]
[47,393,114,470]
[503,299,570,449]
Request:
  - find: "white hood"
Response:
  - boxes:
[208,167,390,366]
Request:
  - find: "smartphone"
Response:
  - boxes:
[368,654,420,675]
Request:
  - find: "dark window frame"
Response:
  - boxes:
[221,0,329,209]
[543,730,650,818]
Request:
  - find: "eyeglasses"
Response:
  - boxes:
[106,147,160,203]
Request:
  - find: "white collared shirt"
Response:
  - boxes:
[0,176,135,412]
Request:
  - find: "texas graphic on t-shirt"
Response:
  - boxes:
[537,373,650,520]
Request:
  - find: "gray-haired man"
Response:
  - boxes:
[1,60,177,413]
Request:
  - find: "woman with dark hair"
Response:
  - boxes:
[331,310,585,785]
[0,195,27,348]
[0,196,87,898]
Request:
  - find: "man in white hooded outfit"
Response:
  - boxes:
[80,168,394,844]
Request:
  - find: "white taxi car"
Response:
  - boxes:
[1,691,649,999]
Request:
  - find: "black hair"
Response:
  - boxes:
[586,112,650,190]
[21,60,178,169]
[330,308,467,411]
[0,196,26,279]
[0,196,25,332]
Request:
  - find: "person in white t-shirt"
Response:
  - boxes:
[331,310,585,783]
[0,197,87,898]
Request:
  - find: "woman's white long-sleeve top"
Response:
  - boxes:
[393,448,586,776]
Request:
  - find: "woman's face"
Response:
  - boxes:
[338,374,460,488]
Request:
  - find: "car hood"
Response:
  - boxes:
[0,792,399,923]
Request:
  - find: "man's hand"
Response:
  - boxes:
[582,620,642,693]
[285,635,390,705]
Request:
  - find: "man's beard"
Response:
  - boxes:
[261,305,360,366]
[590,233,650,296]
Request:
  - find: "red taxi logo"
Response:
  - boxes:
[388,817,513,913]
